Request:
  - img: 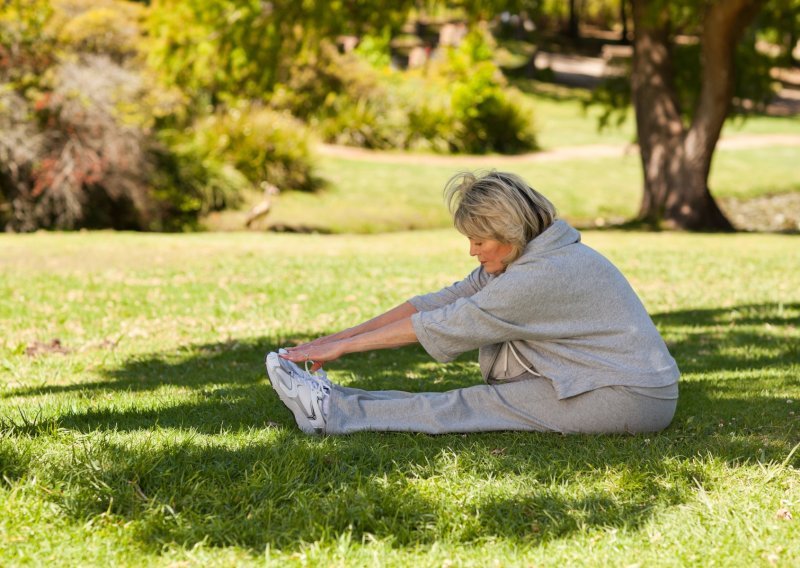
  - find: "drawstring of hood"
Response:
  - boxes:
[503,341,541,377]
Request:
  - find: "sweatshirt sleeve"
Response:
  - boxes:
[410,268,546,362]
[408,267,489,312]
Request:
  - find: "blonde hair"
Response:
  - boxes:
[444,170,557,265]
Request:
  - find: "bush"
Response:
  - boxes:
[270,43,406,150]
[0,0,56,89]
[1,0,322,231]
[149,104,318,230]
[0,1,161,231]
[1,55,155,231]
[439,29,538,153]
[191,104,318,193]
[148,133,252,231]
[271,34,538,155]
[49,0,145,59]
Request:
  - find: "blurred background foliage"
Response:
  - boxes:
[0,0,796,231]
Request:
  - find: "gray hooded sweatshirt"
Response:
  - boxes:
[409,220,680,399]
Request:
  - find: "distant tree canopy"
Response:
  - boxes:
[146,0,417,107]
[1,0,796,231]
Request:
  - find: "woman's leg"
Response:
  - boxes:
[324,377,677,435]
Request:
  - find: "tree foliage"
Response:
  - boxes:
[145,0,417,109]
[146,1,537,153]
[0,0,321,231]
[0,0,157,231]
[270,31,537,153]
[2,0,791,232]
[626,0,774,230]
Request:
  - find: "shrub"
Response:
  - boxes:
[144,0,416,110]
[436,27,538,154]
[270,43,406,150]
[0,1,162,231]
[148,133,252,231]
[272,35,538,155]
[400,76,457,153]
[148,104,318,230]
[0,88,44,230]
[0,0,56,89]
[1,56,155,231]
[191,104,318,193]
[49,0,145,59]
[1,0,320,231]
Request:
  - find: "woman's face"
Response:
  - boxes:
[468,237,514,275]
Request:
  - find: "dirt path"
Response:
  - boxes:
[317,133,800,166]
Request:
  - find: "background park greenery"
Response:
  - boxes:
[1,0,798,232]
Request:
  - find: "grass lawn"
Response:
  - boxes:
[259,143,800,233]
[512,81,800,150]
[1,230,798,566]
[207,84,799,234]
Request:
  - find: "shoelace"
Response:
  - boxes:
[304,360,332,389]
[303,371,331,418]
[289,361,331,393]
[307,376,329,395]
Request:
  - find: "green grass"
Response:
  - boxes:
[1,230,799,566]
[262,142,800,233]
[520,85,637,148]
[515,81,800,149]
[204,85,798,234]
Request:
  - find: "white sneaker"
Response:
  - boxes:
[274,348,332,390]
[265,350,330,435]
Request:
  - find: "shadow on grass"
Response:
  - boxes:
[2,303,798,554]
[1,339,272,400]
[35,418,728,551]
[652,302,800,375]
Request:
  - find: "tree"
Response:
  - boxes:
[146,0,417,110]
[630,0,769,231]
[620,0,630,43]
[758,0,800,66]
[568,0,579,38]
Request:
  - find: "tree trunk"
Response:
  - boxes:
[620,0,630,44]
[631,0,766,231]
[568,0,579,39]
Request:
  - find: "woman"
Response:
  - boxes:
[265,170,679,435]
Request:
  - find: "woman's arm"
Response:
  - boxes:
[292,301,418,347]
[282,316,418,372]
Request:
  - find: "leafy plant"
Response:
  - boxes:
[433,27,538,153]
[1,55,155,231]
[145,0,416,110]
[49,0,145,59]
[271,32,538,154]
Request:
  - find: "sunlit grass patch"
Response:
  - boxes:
[1,230,798,565]
[261,141,800,234]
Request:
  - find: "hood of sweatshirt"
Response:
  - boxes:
[516,219,581,263]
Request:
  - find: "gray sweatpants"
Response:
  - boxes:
[325,378,677,435]
[324,352,678,435]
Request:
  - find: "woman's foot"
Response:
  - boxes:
[265,351,330,434]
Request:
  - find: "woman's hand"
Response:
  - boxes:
[282,341,344,372]
[281,310,419,373]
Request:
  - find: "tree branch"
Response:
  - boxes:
[686,0,767,172]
